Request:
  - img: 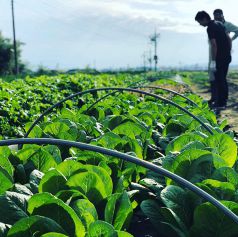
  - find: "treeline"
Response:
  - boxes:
[0,32,27,75]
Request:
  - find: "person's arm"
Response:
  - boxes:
[227,33,232,50]
[207,24,217,71]
[209,38,217,71]
[225,22,238,41]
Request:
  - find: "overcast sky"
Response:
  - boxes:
[1,0,238,70]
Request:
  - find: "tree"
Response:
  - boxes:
[0,32,25,75]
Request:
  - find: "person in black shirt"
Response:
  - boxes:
[195,11,231,108]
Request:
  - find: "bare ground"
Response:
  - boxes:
[190,77,238,133]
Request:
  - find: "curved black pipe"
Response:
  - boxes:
[134,85,198,106]
[24,87,213,139]
[85,79,150,112]
[85,91,119,112]
[1,138,238,224]
[86,85,197,113]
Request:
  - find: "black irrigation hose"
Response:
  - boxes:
[134,86,198,106]
[2,138,238,224]
[85,79,149,112]
[24,87,213,139]
[85,91,119,112]
[86,85,197,113]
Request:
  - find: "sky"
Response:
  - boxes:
[0,0,238,70]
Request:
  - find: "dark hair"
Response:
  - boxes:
[195,11,211,21]
[213,9,223,15]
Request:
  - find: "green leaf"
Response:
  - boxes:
[29,149,59,173]
[136,112,154,126]
[71,199,98,229]
[140,199,186,237]
[14,164,27,184]
[190,201,238,237]
[40,233,68,237]
[29,170,44,194]
[105,192,133,231]
[166,133,203,155]
[28,193,85,236]
[17,146,58,173]
[88,220,117,237]
[25,123,43,138]
[212,167,238,188]
[27,193,53,214]
[43,122,76,140]
[43,145,62,164]
[39,169,67,195]
[70,150,106,165]
[60,108,77,122]
[12,184,33,196]
[204,134,237,167]
[105,193,121,224]
[63,164,112,204]
[94,132,125,149]
[160,185,197,226]
[180,141,206,153]
[0,146,14,177]
[55,190,87,204]
[139,178,164,194]
[116,231,133,237]
[162,121,186,137]
[98,161,112,175]
[7,215,67,237]
[122,136,144,159]
[4,191,30,214]
[0,167,13,194]
[104,115,125,131]
[160,207,188,234]
[163,149,226,184]
[85,165,113,197]
[200,179,236,200]
[0,193,28,225]
[66,171,108,205]
[112,121,146,140]
[16,145,41,162]
[56,160,85,179]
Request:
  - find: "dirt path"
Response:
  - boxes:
[190,77,238,133]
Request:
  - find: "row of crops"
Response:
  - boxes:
[0,72,238,236]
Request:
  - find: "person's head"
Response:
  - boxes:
[195,11,211,27]
[213,9,224,22]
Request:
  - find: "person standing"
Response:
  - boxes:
[208,9,238,104]
[195,11,231,108]
[213,9,238,41]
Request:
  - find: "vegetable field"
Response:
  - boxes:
[0,72,238,237]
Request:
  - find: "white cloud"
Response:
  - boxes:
[1,0,238,69]
[39,0,212,34]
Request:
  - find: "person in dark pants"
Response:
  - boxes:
[195,11,231,109]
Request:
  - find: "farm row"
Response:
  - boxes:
[0,72,237,236]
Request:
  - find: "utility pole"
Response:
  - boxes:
[142,52,146,72]
[150,31,160,71]
[11,0,18,75]
[148,49,152,71]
